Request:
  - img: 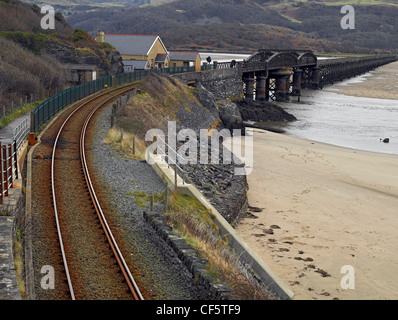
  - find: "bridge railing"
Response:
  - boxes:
[13,116,30,154]
[201,64,214,71]
[318,54,398,86]
[0,141,18,204]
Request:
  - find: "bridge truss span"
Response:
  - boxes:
[239,49,397,102]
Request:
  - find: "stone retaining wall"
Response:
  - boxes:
[173,67,243,101]
[0,216,21,300]
[143,211,231,300]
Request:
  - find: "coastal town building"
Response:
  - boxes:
[169,51,201,72]
[96,31,201,72]
[63,64,99,85]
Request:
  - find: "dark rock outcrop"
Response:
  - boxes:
[148,79,249,224]
[193,84,221,120]
[43,37,124,77]
[237,99,297,122]
[217,100,245,132]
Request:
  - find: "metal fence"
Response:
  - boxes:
[30,65,212,134]
[0,141,18,204]
[156,134,190,186]
[0,62,218,203]
[13,116,30,154]
[32,76,113,133]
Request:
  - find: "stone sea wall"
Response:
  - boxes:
[174,67,243,101]
[170,71,248,225]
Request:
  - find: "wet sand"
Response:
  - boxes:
[234,129,398,300]
[325,61,398,100]
[233,62,398,300]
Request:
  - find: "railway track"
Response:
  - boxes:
[50,85,144,300]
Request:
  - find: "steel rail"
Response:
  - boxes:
[80,89,144,301]
[51,86,142,300]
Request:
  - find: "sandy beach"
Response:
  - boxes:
[233,129,398,300]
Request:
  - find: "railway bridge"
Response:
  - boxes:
[215,50,397,102]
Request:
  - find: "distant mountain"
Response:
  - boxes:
[65,0,398,53]
[24,0,176,9]
[69,0,294,35]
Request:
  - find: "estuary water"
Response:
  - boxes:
[200,53,398,155]
[277,63,398,156]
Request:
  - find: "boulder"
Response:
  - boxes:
[217,100,245,131]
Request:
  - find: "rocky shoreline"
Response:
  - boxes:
[237,99,297,123]
[114,74,297,228]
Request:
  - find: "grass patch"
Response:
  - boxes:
[322,1,398,6]
[76,47,96,56]
[104,127,147,160]
[0,101,42,129]
[127,190,165,208]
[271,0,398,7]
[164,191,273,300]
[280,14,302,24]
[133,197,148,208]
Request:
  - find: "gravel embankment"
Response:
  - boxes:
[88,105,209,300]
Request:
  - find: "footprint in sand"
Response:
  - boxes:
[254,234,266,238]
[315,268,331,278]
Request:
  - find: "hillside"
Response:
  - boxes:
[278,1,398,51]
[161,23,355,52]
[24,0,175,16]
[0,0,123,113]
[65,0,398,53]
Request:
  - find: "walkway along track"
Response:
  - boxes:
[50,85,143,300]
